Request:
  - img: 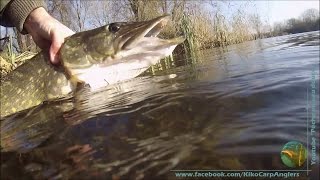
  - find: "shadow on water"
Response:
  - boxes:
[1,31,319,179]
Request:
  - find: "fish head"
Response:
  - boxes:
[60,15,184,89]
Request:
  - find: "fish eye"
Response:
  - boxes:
[108,23,120,33]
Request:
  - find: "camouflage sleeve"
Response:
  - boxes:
[0,0,46,34]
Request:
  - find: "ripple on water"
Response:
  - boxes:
[1,31,319,179]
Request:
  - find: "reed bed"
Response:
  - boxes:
[1,1,267,75]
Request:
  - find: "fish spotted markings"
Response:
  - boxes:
[0,15,184,118]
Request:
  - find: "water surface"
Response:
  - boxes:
[1,31,319,179]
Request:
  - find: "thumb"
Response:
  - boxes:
[49,33,64,65]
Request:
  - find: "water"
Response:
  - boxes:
[1,31,319,179]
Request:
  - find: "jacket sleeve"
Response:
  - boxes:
[0,0,46,34]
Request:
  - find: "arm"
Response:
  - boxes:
[0,0,45,33]
[0,0,74,64]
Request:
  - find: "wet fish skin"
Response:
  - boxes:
[1,52,72,118]
[0,15,184,118]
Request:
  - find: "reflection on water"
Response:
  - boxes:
[1,31,319,179]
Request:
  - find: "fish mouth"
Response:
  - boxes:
[116,15,184,51]
[63,15,185,89]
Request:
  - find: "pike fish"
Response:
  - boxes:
[0,15,184,118]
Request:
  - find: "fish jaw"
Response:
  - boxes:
[75,37,183,90]
[60,15,185,89]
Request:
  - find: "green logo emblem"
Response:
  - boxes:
[281,141,307,168]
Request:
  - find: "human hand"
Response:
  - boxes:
[24,7,74,65]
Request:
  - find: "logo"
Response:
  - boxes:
[281,141,307,168]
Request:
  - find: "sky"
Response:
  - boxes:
[212,0,319,25]
[251,0,319,24]
[1,0,319,35]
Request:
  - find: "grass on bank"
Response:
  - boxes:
[0,36,36,77]
[0,4,266,76]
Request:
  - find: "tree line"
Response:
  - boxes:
[0,0,319,54]
[272,8,319,36]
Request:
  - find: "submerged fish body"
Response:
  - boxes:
[0,53,71,118]
[0,15,184,118]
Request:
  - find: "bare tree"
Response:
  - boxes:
[0,27,10,51]
[250,13,263,38]
[89,0,128,27]
[47,0,73,30]
[70,0,92,31]
[171,0,186,22]
[127,0,142,20]
[300,8,319,23]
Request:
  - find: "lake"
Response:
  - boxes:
[1,31,319,179]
